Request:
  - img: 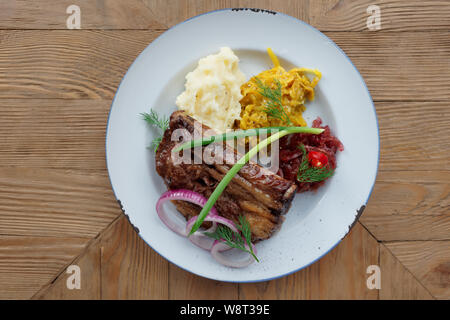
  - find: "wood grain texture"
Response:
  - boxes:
[2,0,450,32]
[33,238,101,300]
[239,223,379,299]
[0,0,167,30]
[0,100,110,170]
[100,216,168,299]
[0,0,310,29]
[0,167,121,237]
[361,171,450,241]
[0,235,88,299]
[34,215,169,299]
[168,264,239,299]
[377,101,450,172]
[362,215,450,241]
[0,30,449,101]
[0,30,162,99]
[240,262,322,299]
[309,0,450,31]
[379,244,434,299]
[328,31,450,102]
[385,241,450,299]
[147,0,311,29]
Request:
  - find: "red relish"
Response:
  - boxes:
[277,117,344,192]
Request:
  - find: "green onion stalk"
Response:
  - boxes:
[185,126,324,235]
[172,127,287,153]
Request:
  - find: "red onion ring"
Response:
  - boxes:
[155,189,218,236]
[186,215,239,250]
[210,240,257,268]
[156,189,257,267]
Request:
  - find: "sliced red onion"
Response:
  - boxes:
[156,189,258,267]
[156,189,218,236]
[186,215,239,250]
[210,240,257,268]
[186,216,217,250]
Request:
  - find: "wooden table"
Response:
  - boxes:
[0,0,448,300]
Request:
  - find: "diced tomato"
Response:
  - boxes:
[308,151,328,168]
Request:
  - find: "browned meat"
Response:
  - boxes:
[155,111,297,241]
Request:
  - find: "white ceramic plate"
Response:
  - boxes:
[106,9,379,282]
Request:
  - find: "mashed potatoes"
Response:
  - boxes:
[176,47,246,133]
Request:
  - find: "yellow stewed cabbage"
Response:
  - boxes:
[238,48,321,130]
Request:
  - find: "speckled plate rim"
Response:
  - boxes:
[105,8,379,283]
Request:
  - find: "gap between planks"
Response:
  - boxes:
[380,242,436,299]
[31,213,122,299]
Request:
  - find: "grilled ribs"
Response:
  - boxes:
[155,111,297,241]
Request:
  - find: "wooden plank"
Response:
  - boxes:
[239,223,379,299]
[168,264,239,299]
[0,235,88,299]
[379,244,434,299]
[316,223,379,299]
[0,30,162,99]
[366,171,449,215]
[33,239,101,300]
[0,0,310,30]
[2,1,450,32]
[239,262,321,299]
[33,215,169,299]
[371,174,450,210]
[0,30,449,101]
[309,0,450,31]
[377,101,450,172]
[100,216,169,299]
[0,100,110,170]
[145,0,311,30]
[361,171,450,241]
[0,167,121,238]
[385,241,450,299]
[326,31,450,102]
[362,215,450,241]
[0,0,167,29]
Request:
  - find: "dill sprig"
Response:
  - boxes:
[296,144,335,183]
[254,77,293,126]
[205,215,259,262]
[141,109,169,151]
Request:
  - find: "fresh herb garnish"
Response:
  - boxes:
[141,109,169,151]
[205,215,259,262]
[255,77,293,126]
[296,144,335,183]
